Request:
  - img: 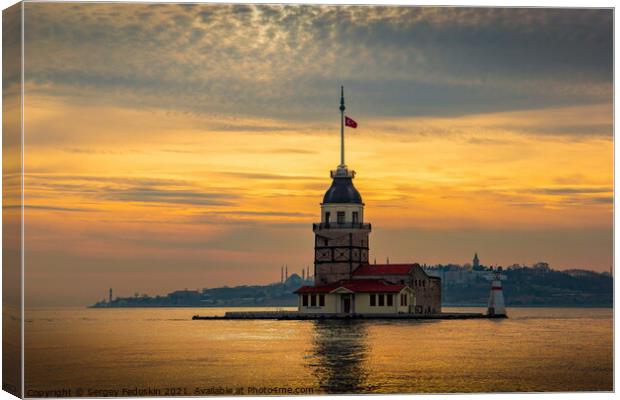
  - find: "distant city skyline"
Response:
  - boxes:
[15,3,612,306]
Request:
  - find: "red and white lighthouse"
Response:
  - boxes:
[487,267,507,317]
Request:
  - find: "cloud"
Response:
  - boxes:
[259,148,319,155]
[22,4,612,120]
[209,210,313,218]
[62,147,146,155]
[588,196,614,204]
[527,187,612,195]
[24,173,239,209]
[216,171,322,181]
[466,137,515,145]
[4,205,97,212]
[101,188,235,207]
[502,123,612,138]
[26,173,190,188]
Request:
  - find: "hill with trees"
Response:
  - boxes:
[90,265,612,308]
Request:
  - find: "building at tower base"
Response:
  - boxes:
[297,263,441,315]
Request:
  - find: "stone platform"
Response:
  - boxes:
[191,311,507,320]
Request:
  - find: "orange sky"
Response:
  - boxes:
[13,4,613,306]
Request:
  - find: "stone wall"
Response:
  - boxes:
[410,265,442,314]
[314,228,370,285]
[360,266,442,314]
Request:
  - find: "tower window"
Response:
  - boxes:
[302,294,308,306]
[378,294,385,306]
[311,294,317,307]
[387,294,393,307]
[352,211,359,223]
[325,212,330,223]
[319,295,325,307]
[337,211,345,223]
[370,294,376,306]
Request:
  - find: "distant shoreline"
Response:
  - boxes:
[90,267,613,310]
[86,304,613,309]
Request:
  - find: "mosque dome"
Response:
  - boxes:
[322,176,363,204]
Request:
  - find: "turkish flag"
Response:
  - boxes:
[345,116,358,128]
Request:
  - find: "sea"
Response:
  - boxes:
[24,307,613,395]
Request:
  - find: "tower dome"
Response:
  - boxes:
[322,175,362,204]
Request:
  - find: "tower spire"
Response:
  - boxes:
[340,86,345,167]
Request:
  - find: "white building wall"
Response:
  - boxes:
[298,293,339,313]
[321,203,364,224]
[298,289,414,314]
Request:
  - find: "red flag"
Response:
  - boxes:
[345,116,358,128]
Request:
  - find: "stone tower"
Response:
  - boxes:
[313,87,371,285]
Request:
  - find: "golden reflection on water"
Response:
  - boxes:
[24,307,612,395]
[307,321,373,393]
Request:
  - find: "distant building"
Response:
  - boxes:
[425,264,505,286]
[473,253,480,269]
[167,289,201,305]
[295,88,441,315]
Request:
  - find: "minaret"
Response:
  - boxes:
[285,265,288,280]
[280,266,283,283]
[108,288,113,306]
[313,87,371,285]
[473,253,480,269]
[487,267,507,317]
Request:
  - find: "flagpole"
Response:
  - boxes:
[340,86,345,167]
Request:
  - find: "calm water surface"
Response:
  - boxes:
[25,307,612,394]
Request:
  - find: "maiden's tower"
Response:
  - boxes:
[295,88,442,315]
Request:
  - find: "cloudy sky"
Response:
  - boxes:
[13,3,612,306]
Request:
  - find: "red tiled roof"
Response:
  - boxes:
[353,263,418,276]
[295,279,408,294]
[295,285,334,294]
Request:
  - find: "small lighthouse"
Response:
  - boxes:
[487,267,507,317]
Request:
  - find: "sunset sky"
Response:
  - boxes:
[16,3,612,306]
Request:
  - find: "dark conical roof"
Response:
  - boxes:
[322,176,362,204]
